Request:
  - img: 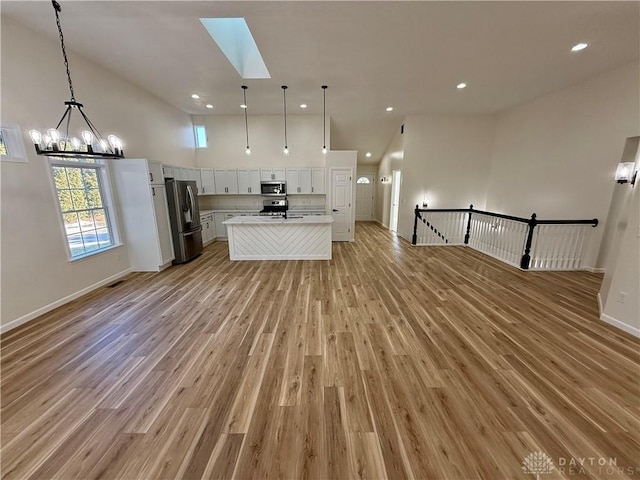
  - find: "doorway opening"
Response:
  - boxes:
[356,174,374,221]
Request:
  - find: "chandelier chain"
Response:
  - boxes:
[53,0,75,102]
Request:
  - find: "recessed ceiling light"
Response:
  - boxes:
[300,104,308,109]
[571,43,588,52]
[365,152,372,157]
[240,104,247,109]
[205,104,214,109]
[191,94,200,99]
[457,82,467,89]
[386,107,393,112]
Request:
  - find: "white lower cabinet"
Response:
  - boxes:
[112,159,175,271]
[200,213,216,245]
[213,211,258,239]
[214,213,226,240]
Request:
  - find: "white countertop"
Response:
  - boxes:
[223,215,333,225]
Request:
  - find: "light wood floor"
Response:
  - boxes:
[1,222,639,480]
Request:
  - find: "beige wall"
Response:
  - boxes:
[1,18,196,330]
[601,181,639,337]
[193,114,328,169]
[485,62,640,268]
[396,115,496,241]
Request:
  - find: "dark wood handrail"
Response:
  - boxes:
[412,204,599,269]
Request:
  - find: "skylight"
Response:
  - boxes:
[200,18,271,79]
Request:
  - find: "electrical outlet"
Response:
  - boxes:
[617,291,627,304]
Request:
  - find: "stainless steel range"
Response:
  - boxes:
[260,198,288,217]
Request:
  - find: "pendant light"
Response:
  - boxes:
[242,86,251,156]
[322,85,328,155]
[28,0,124,159]
[282,85,289,156]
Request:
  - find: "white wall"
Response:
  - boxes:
[193,114,328,169]
[601,180,640,337]
[376,127,405,227]
[0,18,196,330]
[486,62,640,268]
[397,115,496,241]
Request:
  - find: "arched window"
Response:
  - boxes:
[356,176,371,184]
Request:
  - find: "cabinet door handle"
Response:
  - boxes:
[149,173,153,182]
[248,187,251,193]
[152,187,156,196]
[311,187,314,193]
[332,209,338,212]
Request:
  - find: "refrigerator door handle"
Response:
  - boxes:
[186,184,195,216]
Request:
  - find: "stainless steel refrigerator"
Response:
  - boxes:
[165,179,203,263]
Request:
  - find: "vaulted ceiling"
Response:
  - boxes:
[3,1,638,164]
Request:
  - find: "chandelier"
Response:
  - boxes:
[28,0,124,159]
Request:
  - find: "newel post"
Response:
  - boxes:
[520,213,537,270]
[412,205,419,245]
[464,204,474,245]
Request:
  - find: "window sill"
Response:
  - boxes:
[69,243,124,263]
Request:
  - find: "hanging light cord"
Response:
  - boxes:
[282,86,288,148]
[242,86,249,148]
[52,0,75,102]
[322,85,327,149]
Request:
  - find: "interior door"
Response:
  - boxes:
[331,169,352,241]
[356,174,374,221]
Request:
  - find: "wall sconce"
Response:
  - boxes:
[615,162,637,185]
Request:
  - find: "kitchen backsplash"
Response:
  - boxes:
[198,194,325,211]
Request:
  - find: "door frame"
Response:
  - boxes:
[389,170,401,232]
[355,173,374,221]
[329,167,354,242]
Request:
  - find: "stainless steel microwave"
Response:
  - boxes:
[260,181,287,196]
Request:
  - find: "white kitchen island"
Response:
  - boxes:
[223,215,333,260]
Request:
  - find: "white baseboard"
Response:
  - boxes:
[600,312,640,338]
[1,269,132,335]
[373,219,388,229]
[585,266,606,273]
[597,292,603,315]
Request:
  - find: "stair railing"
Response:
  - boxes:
[412,205,598,270]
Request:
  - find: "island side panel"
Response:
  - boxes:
[227,222,332,260]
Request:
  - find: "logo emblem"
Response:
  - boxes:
[522,451,555,480]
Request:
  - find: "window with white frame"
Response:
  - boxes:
[194,125,207,148]
[50,158,118,259]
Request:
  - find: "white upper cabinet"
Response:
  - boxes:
[260,168,286,181]
[148,161,164,185]
[214,169,239,194]
[311,168,326,194]
[286,168,313,194]
[162,165,175,180]
[200,168,215,195]
[237,169,261,194]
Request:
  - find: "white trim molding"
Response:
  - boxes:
[600,312,640,338]
[1,268,132,334]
